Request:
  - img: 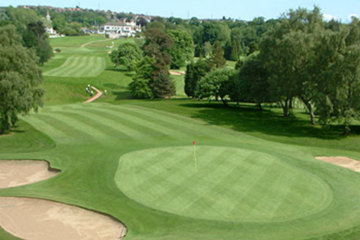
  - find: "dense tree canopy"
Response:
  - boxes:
[110,42,143,71]
[0,25,44,133]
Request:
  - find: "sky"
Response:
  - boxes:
[2,0,359,22]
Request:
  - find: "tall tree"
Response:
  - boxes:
[0,25,44,133]
[167,29,194,69]
[211,41,226,68]
[184,59,212,97]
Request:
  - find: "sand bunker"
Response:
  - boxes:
[0,197,126,240]
[315,156,360,172]
[0,160,59,189]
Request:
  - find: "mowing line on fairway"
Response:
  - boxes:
[53,109,144,141]
[22,115,70,143]
[64,56,90,77]
[72,107,166,140]
[41,111,109,140]
[142,148,230,211]
[116,104,253,143]
[32,113,97,142]
[84,106,190,140]
[44,56,105,77]
[44,56,82,76]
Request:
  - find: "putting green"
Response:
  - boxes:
[115,146,333,222]
[44,56,105,77]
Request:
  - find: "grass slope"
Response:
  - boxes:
[44,56,105,77]
[1,36,360,240]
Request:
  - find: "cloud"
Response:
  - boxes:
[323,13,335,22]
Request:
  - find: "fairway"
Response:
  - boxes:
[116,146,332,222]
[44,56,105,77]
[2,34,360,240]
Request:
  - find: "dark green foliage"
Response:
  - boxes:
[234,54,272,109]
[23,21,53,65]
[195,68,235,105]
[110,42,143,71]
[0,25,44,133]
[167,29,194,69]
[3,7,53,65]
[211,41,226,68]
[129,57,154,99]
[184,59,212,97]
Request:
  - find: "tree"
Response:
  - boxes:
[260,7,323,120]
[195,68,234,105]
[0,25,44,133]
[184,59,212,97]
[23,21,53,65]
[234,54,272,110]
[211,41,226,68]
[167,29,194,69]
[129,57,154,99]
[143,28,175,98]
[110,42,142,71]
[313,20,360,133]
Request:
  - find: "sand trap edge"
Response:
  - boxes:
[0,196,127,240]
[0,159,61,189]
[315,156,360,173]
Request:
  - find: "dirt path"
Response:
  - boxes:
[81,39,113,48]
[0,160,58,189]
[84,86,103,103]
[0,197,126,240]
[169,70,186,76]
[315,156,360,172]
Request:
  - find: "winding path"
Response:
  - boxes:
[84,86,103,103]
[81,39,113,48]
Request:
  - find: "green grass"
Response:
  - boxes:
[44,56,105,77]
[1,36,360,240]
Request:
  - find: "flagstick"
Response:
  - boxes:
[193,144,198,172]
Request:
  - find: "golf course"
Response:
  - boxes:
[1,34,360,240]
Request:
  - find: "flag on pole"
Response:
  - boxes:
[193,140,197,172]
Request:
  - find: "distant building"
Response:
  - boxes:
[102,22,141,38]
[44,11,64,38]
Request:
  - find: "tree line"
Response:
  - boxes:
[0,7,50,133]
[110,7,360,133]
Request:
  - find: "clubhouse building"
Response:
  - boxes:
[102,22,142,38]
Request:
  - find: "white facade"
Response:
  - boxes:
[103,23,141,38]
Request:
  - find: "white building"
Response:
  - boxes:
[103,22,141,38]
[45,11,64,38]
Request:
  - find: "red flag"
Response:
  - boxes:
[193,140,196,145]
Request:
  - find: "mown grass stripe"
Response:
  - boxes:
[45,56,81,76]
[65,56,89,77]
[69,106,159,140]
[115,104,246,142]
[80,106,188,139]
[153,148,230,211]
[43,111,109,140]
[96,106,191,139]
[47,110,131,141]
[23,115,70,142]
[31,113,94,142]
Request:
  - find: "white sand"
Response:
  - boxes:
[315,156,360,172]
[0,160,58,189]
[0,197,126,240]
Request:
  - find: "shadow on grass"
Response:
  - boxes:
[180,102,360,140]
[112,90,131,100]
